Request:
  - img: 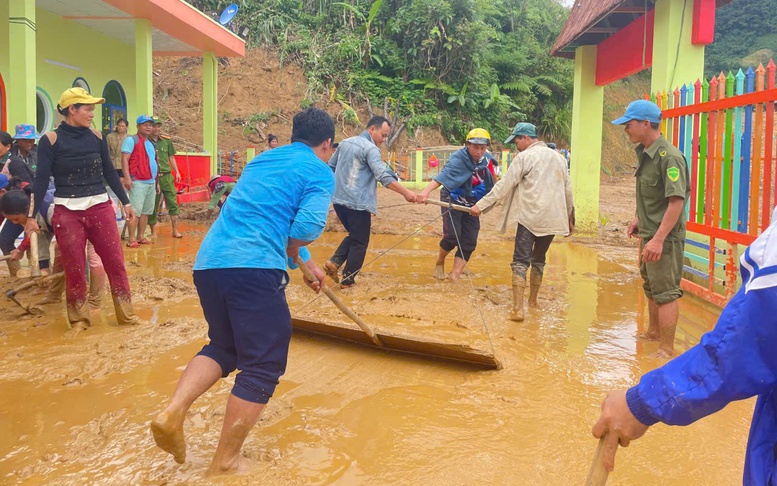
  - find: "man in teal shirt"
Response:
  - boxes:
[150,108,336,475]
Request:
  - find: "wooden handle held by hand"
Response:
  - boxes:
[585,436,610,486]
[29,232,40,277]
[294,256,384,347]
[424,199,472,213]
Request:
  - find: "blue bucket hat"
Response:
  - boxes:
[13,124,37,140]
[136,114,154,125]
[612,100,662,125]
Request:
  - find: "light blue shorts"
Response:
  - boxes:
[129,181,156,216]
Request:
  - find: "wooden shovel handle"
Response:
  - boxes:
[29,232,40,277]
[7,272,64,297]
[294,255,383,347]
[585,436,610,486]
[424,198,472,213]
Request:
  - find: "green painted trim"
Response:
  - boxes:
[35,86,54,133]
[203,52,218,175]
[414,149,423,185]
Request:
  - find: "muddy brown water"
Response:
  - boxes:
[0,223,752,485]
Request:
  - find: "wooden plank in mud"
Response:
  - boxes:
[291,317,500,370]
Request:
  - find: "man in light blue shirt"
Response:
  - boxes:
[324,116,417,287]
[150,108,336,475]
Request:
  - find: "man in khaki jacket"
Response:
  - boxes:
[471,123,574,321]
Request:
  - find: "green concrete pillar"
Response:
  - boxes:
[134,19,153,120]
[246,146,256,162]
[203,51,218,174]
[570,45,604,234]
[8,0,36,128]
[651,0,705,93]
[501,149,509,176]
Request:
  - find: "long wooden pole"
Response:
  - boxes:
[294,256,384,347]
[424,199,472,213]
[585,436,610,486]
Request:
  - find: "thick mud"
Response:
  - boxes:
[0,192,752,485]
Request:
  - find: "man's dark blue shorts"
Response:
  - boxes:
[193,268,291,404]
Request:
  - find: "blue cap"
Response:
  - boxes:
[612,100,662,125]
[0,174,9,190]
[136,114,154,125]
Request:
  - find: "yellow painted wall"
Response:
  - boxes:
[651,0,705,94]
[25,9,136,132]
[0,2,8,130]
[570,45,604,234]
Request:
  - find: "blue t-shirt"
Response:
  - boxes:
[194,142,335,271]
[121,136,158,183]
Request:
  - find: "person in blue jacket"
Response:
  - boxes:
[149,108,337,476]
[592,206,777,484]
[417,128,494,281]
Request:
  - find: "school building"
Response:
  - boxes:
[0,0,245,171]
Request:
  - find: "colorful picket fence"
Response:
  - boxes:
[650,60,777,306]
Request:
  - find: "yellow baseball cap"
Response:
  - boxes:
[58,87,105,110]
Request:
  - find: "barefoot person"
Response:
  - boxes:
[613,100,689,358]
[323,116,417,288]
[470,123,574,321]
[121,115,159,248]
[417,128,495,281]
[592,206,777,483]
[3,188,105,307]
[148,116,183,239]
[150,108,337,475]
[26,87,140,332]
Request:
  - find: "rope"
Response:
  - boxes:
[443,208,497,359]
[296,202,498,362]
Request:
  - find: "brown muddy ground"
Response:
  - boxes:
[0,183,752,485]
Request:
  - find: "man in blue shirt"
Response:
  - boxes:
[150,108,336,476]
[121,115,159,247]
[591,206,777,484]
[323,116,417,288]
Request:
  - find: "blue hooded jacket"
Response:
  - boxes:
[626,207,777,484]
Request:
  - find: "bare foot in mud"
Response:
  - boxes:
[637,332,660,341]
[63,323,88,339]
[206,455,253,477]
[172,231,183,238]
[150,411,187,464]
[433,264,446,280]
[648,348,674,359]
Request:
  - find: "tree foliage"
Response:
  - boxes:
[705,0,777,77]
[191,0,573,144]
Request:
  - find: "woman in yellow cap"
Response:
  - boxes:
[25,87,141,333]
[417,128,495,281]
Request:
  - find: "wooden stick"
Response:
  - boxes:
[424,199,472,213]
[0,254,13,262]
[585,436,610,486]
[294,256,384,347]
[29,232,40,277]
[6,272,64,298]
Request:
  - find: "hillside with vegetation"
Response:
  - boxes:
[705,0,777,76]
[189,0,573,148]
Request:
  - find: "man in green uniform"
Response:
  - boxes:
[149,117,183,238]
[613,100,690,358]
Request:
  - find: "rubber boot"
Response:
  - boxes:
[510,274,526,322]
[113,296,141,326]
[35,273,65,306]
[528,267,543,308]
[87,272,105,309]
[7,259,21,277]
